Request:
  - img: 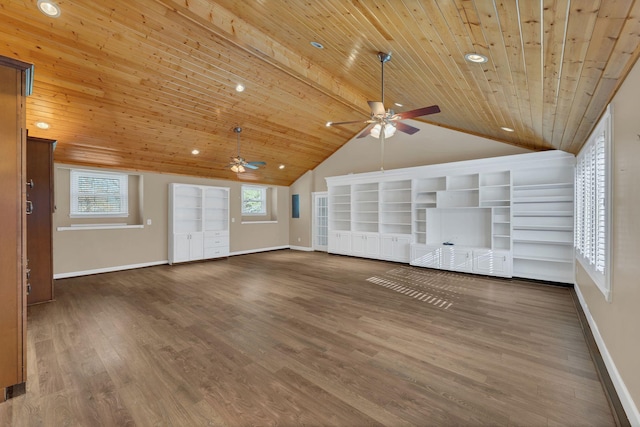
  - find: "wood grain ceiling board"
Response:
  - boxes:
[2,0,640,185]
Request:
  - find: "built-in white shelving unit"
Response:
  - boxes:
[511,166,574,283]
[169,183,229,264]
[326,150,575,283]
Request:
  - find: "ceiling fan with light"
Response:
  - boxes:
[229,126,266,173]
[326,51,441,140]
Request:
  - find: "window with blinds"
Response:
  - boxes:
[70,169,129,217]
[575,105,611,300]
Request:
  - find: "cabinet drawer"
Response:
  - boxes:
[204,247,229,258]
[204,236,229,248]
[204,230,229,238]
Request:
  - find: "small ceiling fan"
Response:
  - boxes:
[229,126,266,173]
[326,51,441,140]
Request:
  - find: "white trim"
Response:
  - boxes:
[290,245,314,252]
[57,224,144,231]
[54,260,168,279]
[574,284,640,425]
[229,245,290,256]
[240,220,278,224]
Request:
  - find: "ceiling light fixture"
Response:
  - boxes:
[310,41,324,49]
[235,83,245,92]
[37,0,61,17]
[464,53,488,63]
[191,149,199,155]
[370,123,396,139]
[279,164,285,170]
[501,126,515,132]
[35,121,50,129]
[394,102,403,107]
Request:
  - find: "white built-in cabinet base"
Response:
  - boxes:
[410,244,512,278]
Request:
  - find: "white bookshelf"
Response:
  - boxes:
[326,150,575,283]
[169,183,229,264]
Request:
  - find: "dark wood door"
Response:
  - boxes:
[26,136,55,305]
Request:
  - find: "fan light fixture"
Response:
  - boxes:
[37,0,61,17]
[230,164,245,173]
[370,123,397,139]
[465,53,488,63]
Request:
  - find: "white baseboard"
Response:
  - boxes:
[229,245,290,256]
[54,260,168,279]
[574,284,640,426]
[289,245,314,252]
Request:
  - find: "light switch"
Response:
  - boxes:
[146,219,152,225]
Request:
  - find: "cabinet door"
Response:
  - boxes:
[411,245,440,268]
[328,231,339,253]
[364,234,380,258]
[173,233,191,263]
[338,232,352,254]
[380,235,394,259]
[473,250,512,277]
[441,247,473,272]
[394,235,411,262]
[189,232,204,260]
[351,233,366,256]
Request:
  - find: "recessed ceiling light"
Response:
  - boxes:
[279,164,285,170]
[394,103,404,107]
[310,41,324,49]
[37,0,61,18]
[235,83,245,92]
[191,149,200,155]
[464,53,488,63]
[35,121,50,129]
[501,126,514,132]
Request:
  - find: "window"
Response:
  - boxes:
[241,185,267,215]
[575,105,611,300]
[70,169,128,217]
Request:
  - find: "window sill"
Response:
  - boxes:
[57,224,144,231]
[241,220,278,224]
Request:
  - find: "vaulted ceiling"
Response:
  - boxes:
[2,0,640,186]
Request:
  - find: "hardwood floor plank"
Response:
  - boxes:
[0,251,616,426]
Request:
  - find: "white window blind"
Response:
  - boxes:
[241,185,267,215]
[575,105,611,300]
[70,169,129,217]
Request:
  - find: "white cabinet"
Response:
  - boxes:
[351,232,380,258]
[169,183,229,264]
[473,249,512,277]
[328,231,351,255]
[173,232,204,263]
[410,245,440,268]
[381,234,412,262]
[440,246,473,273]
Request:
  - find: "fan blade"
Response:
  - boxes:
[247,161,266,167]
[368,101,386,116]
[394,121,421,135]
[356,123,376,138]
[244,163,259,170]
[394,105,441,120]
[327,120,369,126]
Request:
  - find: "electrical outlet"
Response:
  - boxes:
[146,219,152,225]
[298,237,301,242]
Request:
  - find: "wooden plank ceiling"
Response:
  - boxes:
[2,0,640,186]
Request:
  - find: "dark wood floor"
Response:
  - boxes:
[1,250,614,426]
